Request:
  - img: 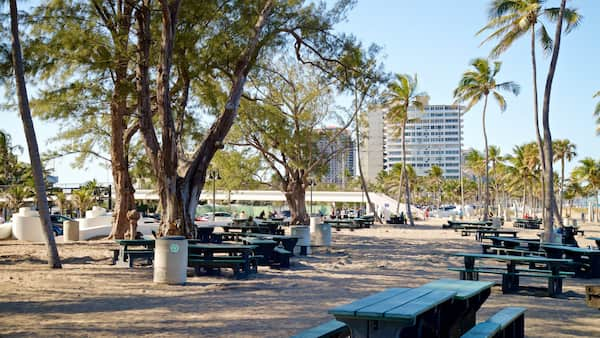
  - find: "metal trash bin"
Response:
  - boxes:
[153,236,188,285]
[63,220,79,241]
[290,225,311,255]
[310,217,331,247]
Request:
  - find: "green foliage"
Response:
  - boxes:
[2,184,34,211]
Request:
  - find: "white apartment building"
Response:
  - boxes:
[360,105,463,181]
[384,105,463,179]
[318,127,355,186]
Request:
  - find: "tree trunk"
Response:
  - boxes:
[106,2,136,240]
[560,158,565,218]
[401,119,414,226]
[542,0,566,242]
[482,95,490,220]
[283,175,308,224]
[355,112,380,222]
[531,26,547,230]
[10,0,61,268]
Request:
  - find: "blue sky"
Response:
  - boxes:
[2,0,599,184]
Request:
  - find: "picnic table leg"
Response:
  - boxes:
[502,262,519,293]
[463,257,477,280]
[548,264,563,297]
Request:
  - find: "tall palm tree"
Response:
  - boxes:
[386,74,429,226]
[454,58,520,220]
[572,158,600,222]
[552,139,577,218]
[479,0,580,234]
[488,145,503,211]
[9,0,61,268]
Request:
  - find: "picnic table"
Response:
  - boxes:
[324,218,359,231]
[188,243,257,278]
[486,236,542,251]
[513,218,542,229]
[239,237,278,265]
[112,239,155,267]
[450,252,573,297]
[474,229,519,241]
[245,233,299,252]
[221,224,263,233]
[444,220,493,229]
[541,243,600,278]
[195,224,216,243]
[587,237,600,249]
[328,279,494,338]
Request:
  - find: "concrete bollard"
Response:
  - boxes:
[63,220,79,241]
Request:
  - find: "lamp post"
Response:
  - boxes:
[458,104,465,219]
[208,169,221,221]
[308,177,316,216]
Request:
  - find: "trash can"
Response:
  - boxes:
[63,220,79,241]
[153,236,188,285]
[311,217,331,247]
[492,217,502,228]
[290,225,311,255]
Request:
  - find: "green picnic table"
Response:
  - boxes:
[328,279,494,337]
[450,252,572,297]
[112,239,155,267]
[187,243,258,278]
[541,243,600,278]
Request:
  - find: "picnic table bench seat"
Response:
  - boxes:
[290,319,349,338]
[273,247,292,269]
[461,307,526,338]
[188,253,261,278]
[112,249,154,268]
[481,244,546,257]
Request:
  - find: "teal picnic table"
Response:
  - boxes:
[112,239,155,267]
[474,229,519,241]
[513,218,542,229]
[541,243,600,278]
[445,220,493,229]
[324,218,359,231]
[486,236,542,251]
[187,243,257,278]
[328,279,494,338]
[450,252,572,297]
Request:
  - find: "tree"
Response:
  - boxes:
[540,0,572,240]
[3,184,33,212]
[71,187,95,217]
[385,74,429,226]
[479,0,580,230]
[237,56,350,224]
[134,0,369,236]
[572,158,600,222]
[8,0,61,268]
[27,1,139,239]
[594,91,600,134]
[427,165,444,208]
[454,58,519,220]
[552,139,576,218]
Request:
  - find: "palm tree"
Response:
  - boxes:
[454,58,520,220]
[594,91,600,134]
[572,158,600,222]
[465,149,486,204]
[71,188,96,217]
[488,145,503,211]
[9,0,61,268]
[3,185,33,212]
[386,74,429,226]
[479,0,580,236]
[427,165,444,208]
[552,139,577,218]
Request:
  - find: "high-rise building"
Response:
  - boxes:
[318,127,355,186]
[360,105,463,181]
[384,105,463,179]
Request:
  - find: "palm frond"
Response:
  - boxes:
[537,25,553,55]
[493,91,507,112]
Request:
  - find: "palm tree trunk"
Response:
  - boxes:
[482,95,490,220]
[10,0,61,268]
[395,169,404,214]
[560,158,565,217]
[531,26,547,228]
[354,106,381,222]
[401,120,414,226]
[542,0,567,242]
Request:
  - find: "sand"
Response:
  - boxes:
[0,219,599,337]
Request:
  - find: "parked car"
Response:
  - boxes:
[50,214,73,236]
[195,211,233,222]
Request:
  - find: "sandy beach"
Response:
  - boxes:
[1,219,599,337]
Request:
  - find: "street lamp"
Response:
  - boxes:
[308,177,316,216]
[208,169,221,221]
